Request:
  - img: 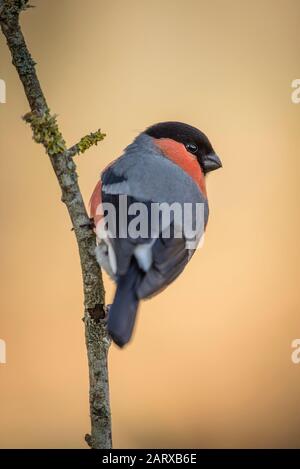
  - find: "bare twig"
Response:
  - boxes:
[0,0,112,449]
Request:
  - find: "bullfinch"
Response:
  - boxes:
[89,122,222,347]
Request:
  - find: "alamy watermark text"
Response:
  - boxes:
[0,79,6,104]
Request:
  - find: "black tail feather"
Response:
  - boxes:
[107,259,141,347]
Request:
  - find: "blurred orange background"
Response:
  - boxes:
[0,0,300,448]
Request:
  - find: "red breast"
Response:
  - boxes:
[89,179,103,225]
[153,138,207,197]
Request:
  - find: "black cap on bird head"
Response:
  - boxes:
[145,121,222,174]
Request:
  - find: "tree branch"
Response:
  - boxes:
[67,129,106,158]
[0,0,112,449]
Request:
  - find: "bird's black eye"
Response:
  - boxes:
[185,143,198,154]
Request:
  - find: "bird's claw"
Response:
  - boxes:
[104,304,112,323]
[71,218,95,231]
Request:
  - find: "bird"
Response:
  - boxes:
[89,121,222,347]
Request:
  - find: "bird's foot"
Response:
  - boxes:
[104,304,112,323]
[71,218,95,231]
[80,217,95,229]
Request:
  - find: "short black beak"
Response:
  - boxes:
[203,153,222,173]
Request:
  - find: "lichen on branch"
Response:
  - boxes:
[23,110,66,155]
[76,130,106,155]
[23,110,106,158]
